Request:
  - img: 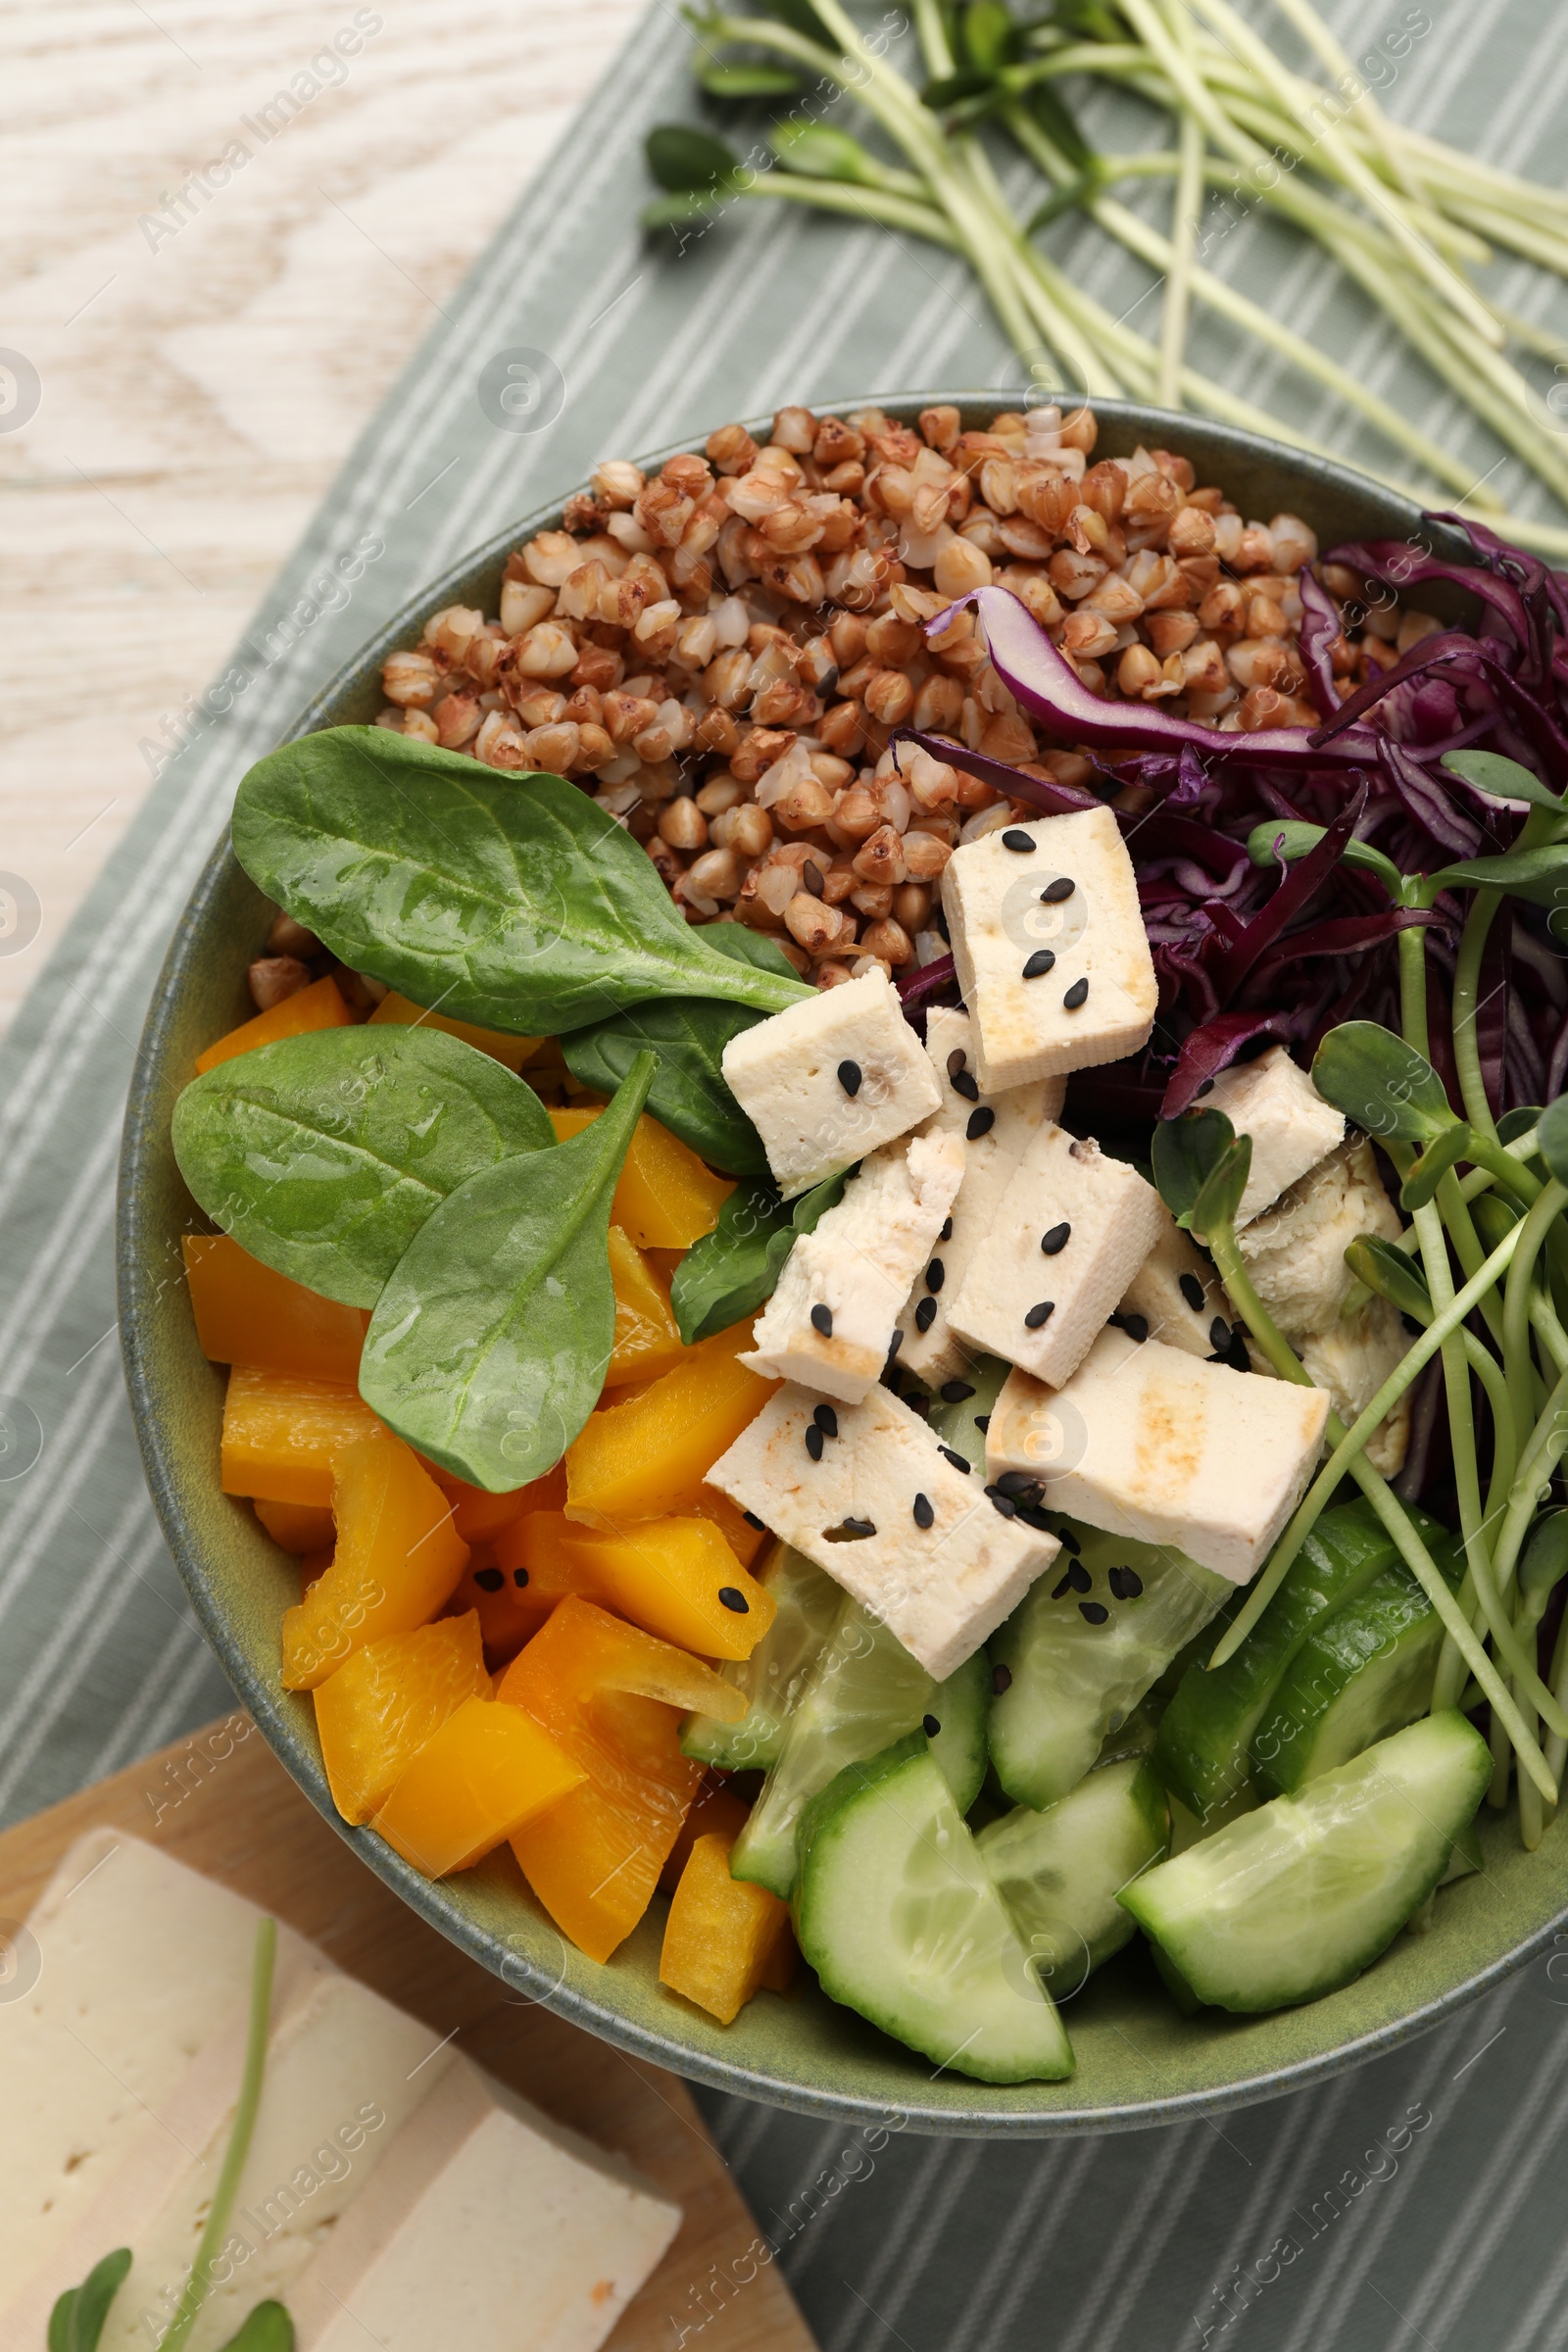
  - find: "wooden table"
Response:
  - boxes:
[0,0,641,1033]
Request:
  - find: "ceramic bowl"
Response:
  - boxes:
[119,395,1568,2135]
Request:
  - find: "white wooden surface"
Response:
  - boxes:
[0,0,641,1031]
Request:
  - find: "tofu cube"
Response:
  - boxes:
[1238,1137,1410,1474]
[947,1123,1166,1387]
[720,967,942,1199]
[940,808,1156,1094]
[289,2055,681,2352]
[895,1007,1064,1386]
[1203,1043,1346,1227]
[706,1382,1058,1677]
[986,1329,1330,1585]
[1117,1203,1236,1361]
[742,1129,965,1402]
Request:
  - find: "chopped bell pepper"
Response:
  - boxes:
[658,1772,754,1892]
[497,1512,774,1662]
[253,1496,336,1555]
[549,1107,734,1249]
[421,1457,566,1545]
[564,1320,777,1530]
[184,1234,368,1386]
[371,1694,584,1876]
[660,1833,794,2026]
[314,1611,489,1825]
[281,1427,469,1690]
[195,973,354,1074]
[499,1595,744,1962]
[221,1366,382,1506]
[369,989,542,1073]
[606,1226,689,1387]
[451,1542,558,1662]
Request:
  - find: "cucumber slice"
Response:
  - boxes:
[795,1733,1074,2082]
[729,1599,990,1897]
[680,1544,841,1770]
[1122,1711,1491,2013]
[989,1524,1231,1810]
[1252,1536,1464,1800]
[977,1758,1169,1997]
[1154,1499,1446,1821]
[926,1353,1012,1473]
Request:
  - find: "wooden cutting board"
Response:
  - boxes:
[0,1716,814,2352]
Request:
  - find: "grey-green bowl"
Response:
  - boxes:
[119,394,1568,2136]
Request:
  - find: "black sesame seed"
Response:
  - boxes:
[914,1296,938,1333]
[1179,1272,1205,1313]
[947,1047,968,1078]
[997,1470,1040,1500]
[966,1106,996,1140]
[1111,1311,1150,1343]
[992,1663,1013,1695]
[512,1567,529,1588]
[1196,1077,1215,1098]
[810,1302,833,1337]
[1210,1315,1232,1352]
[952,1068,980,1102]
[1079,1600,1109,1625]
[1041,876,1076,903]
[1016,1501,1054,1533]
[912,1492,935,1529]
[925,1258,945,1294]
[938,1445,971,1474]
[1067,1559,1092,1592]
[1063,977,1090,1011]
[1041,1221,1071,1255]
[1108,1565,1145,1599]
[887,1328,905,1361]
[743,1509,765,1530]
[474,1566,504,1592]
[922,1713,942,1739]
[988,1489,1017,1518]
[1052,1570,1073,1599]
[939,1216,954,1243]
[1021,949,1056,980]
[718,1586,749,1613]
[1024,1299,1055,1329]
[941,1380,975,1403]
[1060,1528,1082,1555]
[838,1058,862,1097]
[805,1423,824,1462]
[813,1401,839,1438]
[834,1516,876,1540]
[1003,828,1036,853]
[974,1412,991,1433]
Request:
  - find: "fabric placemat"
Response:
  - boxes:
[4,6,1566,2343]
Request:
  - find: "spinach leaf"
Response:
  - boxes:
[562,999,767,1176]
[218,2304,295,2351]
[669,1169,847,1346]
[360,1054,656,1489]
[172,1025,554,1308]
[50,2249,130,2352]
[231,728,809,1036]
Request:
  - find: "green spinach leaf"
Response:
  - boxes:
[49,2251,130,2352]
[563,1001,765,1176]
[360,1054,657,1489]
[172,1025,554,1308]
[669,1168,846,1346]
[231,728,809,1036]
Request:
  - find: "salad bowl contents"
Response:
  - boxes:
[122,396,1568,2130]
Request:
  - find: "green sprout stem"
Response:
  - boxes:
[162,1920,277,2352]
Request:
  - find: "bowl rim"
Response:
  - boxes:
[118,389,1559,2136]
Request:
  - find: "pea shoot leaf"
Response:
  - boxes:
[1442,748,1564,811]
[1152,1106,1237,1230]
[1311,1021,1458,1145]
[646,125,743,192]
[50,2251,131,2352]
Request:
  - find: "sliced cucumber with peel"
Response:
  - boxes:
[729,1598,989,1898]
[795,1733,1074,2083]
[1154,1500,1447,1820]
[1251,1542,1462,1801]
[989,1524,1231,1810]
[1122,1712,1492,2013]
[977,1758,1169,1998]
[681,1544,841,1770]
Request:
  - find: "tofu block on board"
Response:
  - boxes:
[895,1006,1064,1386]
[9,1965,455,2352]
[948,1124,1165,1388]
[288,2054,681,2352]
[720,967,942,1199]
[940,808,1156,1094]
[0,1827,321,2289]
[742,1128,964,1402]
[1203,1043,1346,1228]
[986,1329,1329,1585]
[1117,1203,1236,1361]
[706,1382,1058,1677]
[1238,1137,1411,1474]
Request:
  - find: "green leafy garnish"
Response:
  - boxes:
[1310,1022,1458,1146]
[1442,749,1565,812]
[1151,1105,1235,1231]
[670,1169,846,1346]
[360,1054,656,1489]
[645,124,743,193]
[217,2305,294,2352]
[172,1026,555,1307]
[49,2250,130,2352]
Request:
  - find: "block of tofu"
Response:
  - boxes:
[895,1006,1064,1385]
[9,1963,453,2350]
[1238,1137,1411,1474]
[940,808,1156,1093]
[720,967,942,1199]
[287,2054,681,2351]
[1203,1043,1346,1227]
[986,1329,1329,1585]
[0,1829,322,2291]
[706,1381,1058,1677]
[1117,1202,1236,1361]
[742,1128,964,1401]
[947,1123,1165,1387]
